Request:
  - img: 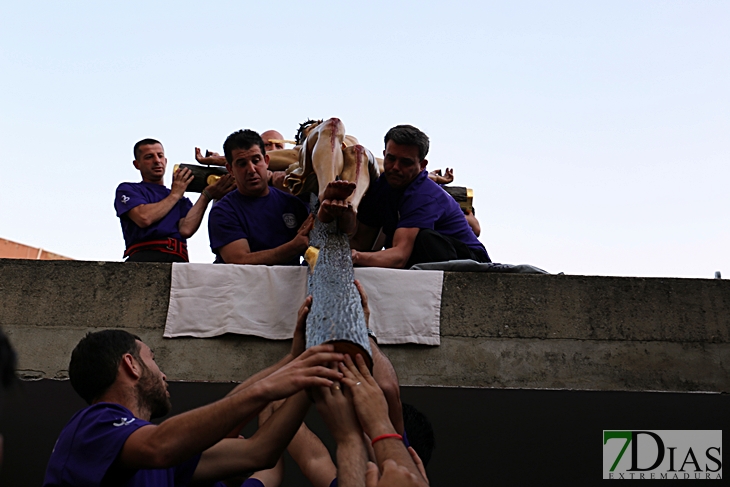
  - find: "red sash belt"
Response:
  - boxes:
[124,238,188,261]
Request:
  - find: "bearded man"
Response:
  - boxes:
[43,299,343,486]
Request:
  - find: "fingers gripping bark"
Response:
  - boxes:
[259,345,344,402]
[339,354,392,439]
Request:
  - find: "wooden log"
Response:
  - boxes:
[305,196,372,369]
[174,164,229,193]
[442,185,474,213]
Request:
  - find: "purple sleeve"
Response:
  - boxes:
[396,192,441,230]
[115,183,147,217]
[173,453,203,486]
[208,199,247,251]
[51,406,150,485]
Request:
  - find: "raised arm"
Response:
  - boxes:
[178,175,236,238]
[222,296,314,436]
[340,354,427,486]
[219,214,314,265]
[286,422,337,487]
[118,345,344,472]
[127,167,193,228]
[313,380,368,487]
[192,391,313,482]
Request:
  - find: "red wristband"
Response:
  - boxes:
[371,433,403,447]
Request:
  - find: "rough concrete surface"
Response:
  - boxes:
[1,259,728,392]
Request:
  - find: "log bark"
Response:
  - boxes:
[305,196,372,369]
[175,164,228,193]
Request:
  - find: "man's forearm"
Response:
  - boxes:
[352,247,409,269]
[370,428,425,484]
[121,381,269,470]
[127,193,182,229]
[193,392,311,481]
[223,240,304,265]
[370,340,404,435]
[178,193,211,238]
[287,423,338,487]
[335,434,368,487]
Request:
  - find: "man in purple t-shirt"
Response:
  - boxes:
[43,301,344,486]
[348,125,490,269]
[115,138,234,263]
[208,129,313,265]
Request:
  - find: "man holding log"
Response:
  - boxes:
[115,138,234,262]
[43,302,345,486]
[348,125,491,268]
[207,129,314,265]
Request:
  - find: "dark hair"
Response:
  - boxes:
[223,129,265,164]
[133,138,163,160]
[384,125,430,160]
[69,330,142,404]
[403,403,435,467]
[0,328,17,389]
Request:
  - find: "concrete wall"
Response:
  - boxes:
[1,259,728,392]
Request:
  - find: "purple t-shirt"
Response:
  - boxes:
[43,402,200,487]
[358,170,487,255]
[115,182,193,248]
[208,188,309,265]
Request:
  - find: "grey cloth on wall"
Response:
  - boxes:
[410,259,549,274]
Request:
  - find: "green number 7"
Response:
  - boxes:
[604,431,632,471]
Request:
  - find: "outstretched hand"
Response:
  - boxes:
[312,374,362,444]
[260,345,343,402]
[339,354,392,439]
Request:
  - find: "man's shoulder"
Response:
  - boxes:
[409,170,440,193]
[116,181,170,197]
[65,402,141,430]
[212,189,244,213]
[270,187,307,207]
[44,403,152,487]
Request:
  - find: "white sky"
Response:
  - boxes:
[1,1,727,278]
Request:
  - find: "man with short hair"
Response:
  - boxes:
[349,125,490,268]
[115,139,234,262]
[43,298,344,486]
[208,129,313,265]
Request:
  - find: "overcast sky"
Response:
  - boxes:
[1,1,727,278]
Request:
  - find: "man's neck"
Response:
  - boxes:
[95,387,151,421]
[238,186,270,198]
[141,177,165,186]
